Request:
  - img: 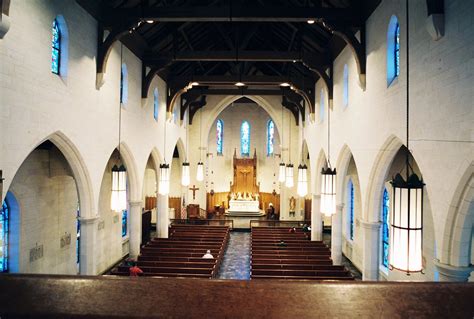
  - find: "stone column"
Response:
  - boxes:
[360,220,381,281]
[78,216,98,275]
[434,259,473,282]
[128,200,142,259]
[331,204,343,265]
[311,194,322,241]
[157,194,169,238]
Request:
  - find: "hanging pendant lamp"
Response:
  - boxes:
[297,164,308,197]
[279,103,286,183]
[181,162,190,186]
[389,0,425,274]
[196,107,204,182]
[320,165,336,216]
[159,112,170,195]
[111,44,127,212]
[285,164,294,188]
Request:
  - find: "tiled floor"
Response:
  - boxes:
[218,232,251,280]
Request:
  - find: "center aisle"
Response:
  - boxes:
[218,232,251,280]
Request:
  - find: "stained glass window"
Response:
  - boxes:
[267,120,274,156]
[51,19,61,74]
[1,200,9,272]
[153,88,159,121]
[216,119,223,155]
[76,206,80,268]
[348,179,354,241]
[343,64,349,107]
[241,121,250,157]
[395,23,400,78]
[381,188,390,268]
[320,89,325,122]
[122,210,127,237]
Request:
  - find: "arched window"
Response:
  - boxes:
[216,119,223,155]
[51,19,61,74]
[320,89,325,122]
[241,121,250,156]
[120,64,128,105]
[347,179,354,241]
[387,15,400,86]
[381,188,390,269]
[122,210,128,237]
[1,200,9,272]
[343,64,349,107]
[153,88,159,121]
[267,120,274,156]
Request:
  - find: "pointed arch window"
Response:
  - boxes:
[122,210,128,237]
[120,64,128,105]
[241,121,250,157]
[387,15,400,86]
[320,89,325,122]
[343,64,349,107]
[216,119,223,155]
[267,120,275,156]
[51,19,61,74]
[381,188,390,268]
[347,179,354,241]
[153,88,159,121]
[1,200,9,272]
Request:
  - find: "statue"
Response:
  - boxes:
[289,196,296,217]
[230,193,236,200]
[237,192,242,200]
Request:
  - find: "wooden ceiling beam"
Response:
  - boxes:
[102,5,361,25]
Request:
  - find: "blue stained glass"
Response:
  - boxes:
[154,89,159,121]
[51,19,60,74]
[395,24,400,77]
[320,90,325,122]
[343,64,349,107]
[122,210,127,237]
[267,120,274,156]
[382,188,390,268]
[240,121,250,156]
[1,200,9,272]
[76,206,80,266]
[216,119,223,155]
[348,180,354,241]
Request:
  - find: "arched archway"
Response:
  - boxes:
[142,148,162,242]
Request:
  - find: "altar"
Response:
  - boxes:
[228,200,260,213]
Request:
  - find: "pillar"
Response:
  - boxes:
[78,216,98,275]
[331,204,343,265]
[360,220,381,280]
[311,194,322,241]
[434,259,473,282]
[157,194,169,238]
[128,200,142,259]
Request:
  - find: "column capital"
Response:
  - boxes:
[312,194,321,199]
[360,220,381,231]
[129,200,143,207]
[78,216,99,225]
[433,259,473,282]
[336,203,345,212]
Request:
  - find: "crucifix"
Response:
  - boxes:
[189,185,199,200]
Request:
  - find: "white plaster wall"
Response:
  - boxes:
[7,147,78,274]
[299,0,473,279]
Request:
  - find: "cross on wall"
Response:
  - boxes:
[189,185,199,200]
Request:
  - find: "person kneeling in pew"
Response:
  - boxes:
[202,250,214,259]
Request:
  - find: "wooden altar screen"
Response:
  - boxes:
[230,149,260,195]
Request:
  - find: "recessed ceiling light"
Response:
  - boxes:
[307,19,315,24]
[280,82,291,87]
[146,20,154,24]
[191,81,199,86]
[235,82,246,87]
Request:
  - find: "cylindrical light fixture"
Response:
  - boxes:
[181,162,190,186]
[390,173,424,273]
[111,164,127,212]
[320,166,336,216]
[297,164,308,197]
[196,161,204,182]
[278,162,286,183]
[285,163,294,188]
[159,163,170,195]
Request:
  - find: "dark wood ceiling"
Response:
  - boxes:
[77,0,381,122]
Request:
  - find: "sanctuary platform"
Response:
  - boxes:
[222,213,266,229]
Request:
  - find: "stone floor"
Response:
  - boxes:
[217,232,251,280]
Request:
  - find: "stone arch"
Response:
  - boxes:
[203,95,285,146]
[335,144,357,206]
[364,135,404,222]
[313,149,328,195]
[441,162,474,266]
